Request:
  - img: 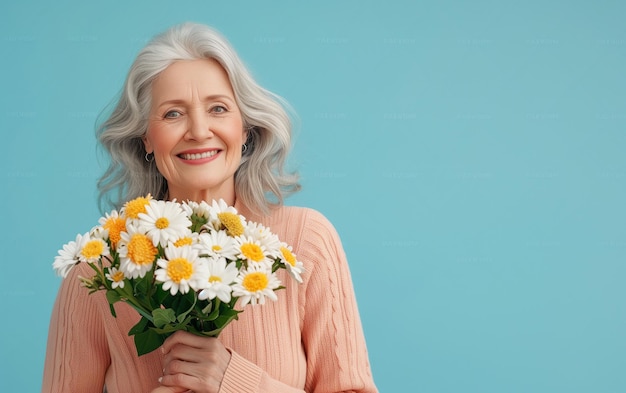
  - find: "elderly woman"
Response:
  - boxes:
[42,23,377,393]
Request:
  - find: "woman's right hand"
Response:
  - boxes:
[153,330,231,393]
[150,387,188,393]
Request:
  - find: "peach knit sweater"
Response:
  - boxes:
[42,203,378,392]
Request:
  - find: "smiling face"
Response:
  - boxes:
[143,59,246,204]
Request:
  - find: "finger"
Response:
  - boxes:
[159,372,207,393]
[166,343,231,371]
[162,331,209,353]
[150,385,188,393]
[161,343,231,392]
[163,335,226,365]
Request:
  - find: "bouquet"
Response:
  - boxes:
[53,195,304,355]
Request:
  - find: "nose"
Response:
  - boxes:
[184,109,214,140]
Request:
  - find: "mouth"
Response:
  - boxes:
[178,150,220,160]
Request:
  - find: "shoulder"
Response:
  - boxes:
[268,205,345,264]
[277,205,332,223]
[269,205,339,238]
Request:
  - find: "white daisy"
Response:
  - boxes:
[171,232,200,248]
[232,264,280,306]
[98,209,126,249]
[243,222,281,258]
[235,236,272,267]
[211,198,238,215]
[198,257,239,303]
[78,235,110,264]
[182,200,212,219]
[196,230,239,260]
[105,267,126,289]
[154,245,209,295]
[279,243,305,283]
[121,194,152,225]
[205,199,246,235]
[138,200,191,248]
[181,200,212,232]
[89,224,108,241]
[181,200,197,217]
[117,224,158,279]
[53,232,85,277]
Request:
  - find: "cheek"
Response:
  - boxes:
[146,126,178,154]
[229,120,246,146]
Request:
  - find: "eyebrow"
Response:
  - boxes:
[155,94,235,108]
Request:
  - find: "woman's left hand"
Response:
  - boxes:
[157,330,232,393]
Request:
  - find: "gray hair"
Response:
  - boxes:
[96,22,300,215]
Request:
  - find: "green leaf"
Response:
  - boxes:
[152,308,176,328]
[133,328,165,356]
[128,316,150,336]
[201,301,213,315]
[215,310,240,325]
[125,301,154,322]
[177,315,193,328]
[175,292,197,323]
[190,214,208,232]
[155,286,169,306]
[108,303,117,318]
[133,275,150,302]
[207,299,221,321]
[106,289,122,304]
[106,290,121,317]
[152,324,180,335]
[188,324,221,337]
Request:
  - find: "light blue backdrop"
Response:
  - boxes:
[1,1,625,392]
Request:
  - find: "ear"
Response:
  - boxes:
[142,134,153,154]
[243,124,252,144]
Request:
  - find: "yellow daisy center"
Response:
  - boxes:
[103,216,126,248]
[155,217,169,229]
[218,212,244,237]
[209,275,222,283]
[111,270,125,282]
[174,237,193,247]
[212,245,222,252]
[167,258,193,283]
[124,196,151,219]
[242,272,269,292]
[280,247,296,267]
[127,234,157,265]
[82,240,104,259]
[240,243,264,262]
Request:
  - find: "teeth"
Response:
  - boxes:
[180,151,218,160]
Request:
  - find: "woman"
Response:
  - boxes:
[43,22,378,393]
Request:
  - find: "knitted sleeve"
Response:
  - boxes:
[218,208,378,393]
[298,209,377,393]
[42,263,110,392]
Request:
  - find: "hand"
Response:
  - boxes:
[157,331,232,393]
[150,387,188,393]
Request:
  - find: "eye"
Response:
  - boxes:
[164,110,182,119]
[210,105,228,114]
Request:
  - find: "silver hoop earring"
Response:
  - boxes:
[242,144,248,153]
[145,152,154,163]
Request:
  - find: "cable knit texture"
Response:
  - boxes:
[42,203,378,393]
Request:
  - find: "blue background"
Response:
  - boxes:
[1,1,625,392]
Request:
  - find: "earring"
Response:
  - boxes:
[242,144,248,153]
[145,152,154,162]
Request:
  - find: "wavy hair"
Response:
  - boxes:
[96,22,300,215]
